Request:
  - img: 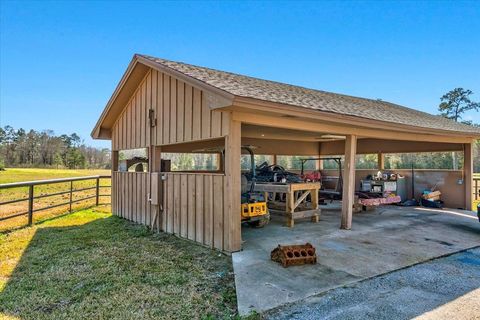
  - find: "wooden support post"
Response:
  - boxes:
[69,181,73,213]
[148,146,162,232]
[341,135,357,229]
[95,177,100,206]
[28,185,34,226]
[150,146,161,172]
[218,152,224,172]
[111,145,118,215]
[464,142,473,211]
[112,150,119,171]
[318,146,323,170]
[225,116,242,252]
[378,153,384,170]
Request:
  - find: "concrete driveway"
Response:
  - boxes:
[232,205,480,315]
[265,247,480,320]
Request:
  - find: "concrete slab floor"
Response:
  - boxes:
[232,205,480,315]
[265,248,480,320]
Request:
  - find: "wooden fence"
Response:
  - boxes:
[0,175,111,227]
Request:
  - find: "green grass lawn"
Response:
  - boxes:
[0,168,111,184]
[0,208,238,319]
[0,168,112,231]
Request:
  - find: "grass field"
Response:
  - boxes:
[0,168,111,231]
[0,208,239,319]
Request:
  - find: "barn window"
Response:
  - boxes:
[118,148,148,172]
[161,153,219,171]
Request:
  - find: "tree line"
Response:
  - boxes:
[0,126,110,169]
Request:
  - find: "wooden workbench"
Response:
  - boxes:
[253,182,321,227]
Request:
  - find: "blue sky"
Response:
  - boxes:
[1,1,479,148]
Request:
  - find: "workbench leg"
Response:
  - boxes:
[310,189,319,209]
[287,218,294,228]
[286,191,295,227]
[310,188,319,222]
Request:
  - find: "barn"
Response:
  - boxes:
[92,54,480,253]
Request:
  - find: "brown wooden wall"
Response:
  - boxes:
[112,171,232,252]
[161,172,229,251]
[112,172,153,225]
[109,67,241,253]
[111,68,231,151]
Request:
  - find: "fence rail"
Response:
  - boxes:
[0,175,111,226]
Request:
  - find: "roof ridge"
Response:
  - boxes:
[139,54,389,103]
[137,53,480,135]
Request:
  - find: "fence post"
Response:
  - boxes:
[69,181,73,213]
[96,177,100,206]
[28,185,34,226]
[475,179,478,200]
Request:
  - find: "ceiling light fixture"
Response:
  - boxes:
[320,135,346,139]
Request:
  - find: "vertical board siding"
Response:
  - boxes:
[111,68,231,151]
[146,72,151,146]
[180,174,188,238]
[204,175,213,247]
[184,84,193,142]
[151,70,158,146]
[161,173,226,251]
[177,81,185,142]
[195,175,204,244]
[213,175,224,250]
[192,88,202,140]
[163,74,170,144]
[187,174,196,241]
[111,172,233,252]
[112,172,151,225]
[170,79,177,143]
[108,67,237,252]
[156,70,163,145]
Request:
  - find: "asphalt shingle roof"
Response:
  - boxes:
[139,54,480,135]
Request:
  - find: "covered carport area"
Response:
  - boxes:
[228,102,479,315]
[231,102,476,228]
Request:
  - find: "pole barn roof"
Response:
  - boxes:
[92,54,480,139]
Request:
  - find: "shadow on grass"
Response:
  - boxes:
[0,211,237,320]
